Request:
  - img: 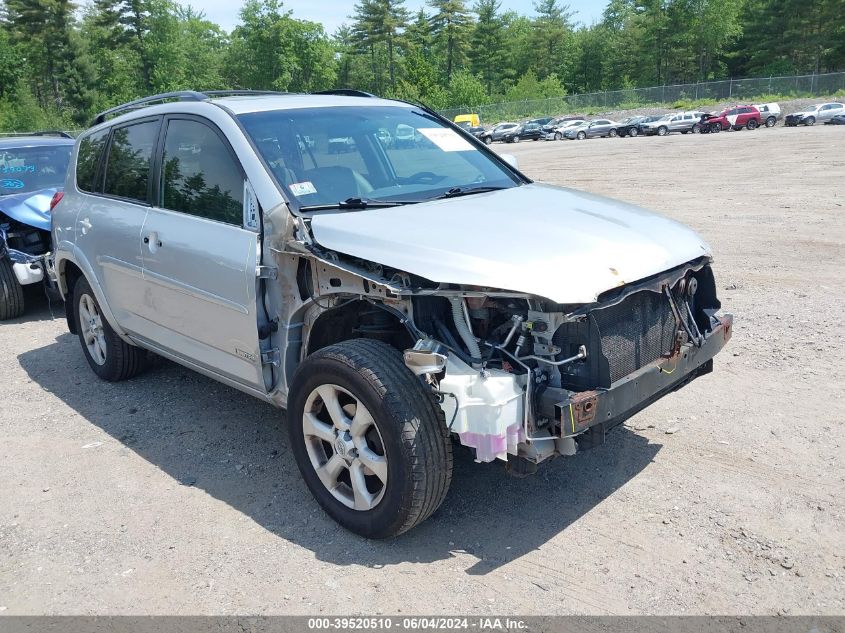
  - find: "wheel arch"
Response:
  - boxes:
[56,250,130,341]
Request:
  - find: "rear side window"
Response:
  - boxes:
[103,120,159,203]
[76,130,108,192]
[160,119,243,224]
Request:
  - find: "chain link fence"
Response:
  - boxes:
[438,72,845,123]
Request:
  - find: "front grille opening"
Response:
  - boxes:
[592,290,677,384]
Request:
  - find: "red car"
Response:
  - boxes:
[698,105,762,132]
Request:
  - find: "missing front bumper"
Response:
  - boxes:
[538,314,733,441]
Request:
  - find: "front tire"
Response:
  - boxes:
[74,277,147,381]
[483,136,492,145]
[554,132,562,140]
[747,119,758,130]
[288,339,453,539]
[577,131,586,140]
[629,127,639,138]
[804,116,815,126]
[657,126,668,136]
[0,257,25,320]
[608,128,618,137]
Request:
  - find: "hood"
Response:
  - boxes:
[0,187,58,231]
[310,183,712,304]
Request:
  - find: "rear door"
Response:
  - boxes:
[136,115,267,392]
[73,118,160,328]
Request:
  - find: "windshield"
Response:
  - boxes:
[0,144,72,196]
[239,106,521,210]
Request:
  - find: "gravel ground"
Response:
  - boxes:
[1,124,843,616]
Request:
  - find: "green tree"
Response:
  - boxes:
[530,0,576,83]
[469,0,504,94]
[427,0,471,82]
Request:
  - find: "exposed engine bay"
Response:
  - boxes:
[287,230,731,471]
[0,214,55,289]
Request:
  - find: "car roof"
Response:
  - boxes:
[210,93,412,115]
[0,136,75,149]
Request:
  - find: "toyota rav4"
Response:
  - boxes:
[52,90,732,538]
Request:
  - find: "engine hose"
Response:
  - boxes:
[449,297,481,368]
[433,318,477,367]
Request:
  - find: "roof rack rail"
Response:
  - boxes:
[202,90,288,98]
[92,91,208,126]
[314,89,377,98]
[91,89,292,126]
[0,130,74,139]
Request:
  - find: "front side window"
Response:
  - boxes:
[0,144,72,195]
[76,130,108,193]
[240,105,520,211]
[103,120,159,203]
[160,119,244,224]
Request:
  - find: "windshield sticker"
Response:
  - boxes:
[417,128,474,152]
[1,164,36,174]
[1,178,25,189]
[289,181,318,197]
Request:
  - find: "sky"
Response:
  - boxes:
[194,0,605,34]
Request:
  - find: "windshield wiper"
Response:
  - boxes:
[431,186,509,200]
[300,197,411,212]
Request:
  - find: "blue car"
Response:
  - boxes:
[0,132,74,319]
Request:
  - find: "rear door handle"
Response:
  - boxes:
[144,234,162,250]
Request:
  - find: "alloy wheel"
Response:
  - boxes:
[301,384,388,511]
[79,293,107,365]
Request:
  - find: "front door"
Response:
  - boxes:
[136,116,266,392]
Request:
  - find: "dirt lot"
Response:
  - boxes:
[1,125,843,616]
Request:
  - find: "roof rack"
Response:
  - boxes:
[0,130,74,139]
[91,89,288,126]
[314,89,377,98]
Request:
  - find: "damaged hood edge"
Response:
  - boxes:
[310,183,712,305]
[0,187,58,232]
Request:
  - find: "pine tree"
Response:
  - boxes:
[469,0,504,94]
[427,0,471,82]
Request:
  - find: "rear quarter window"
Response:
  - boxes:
[76,130,108,193]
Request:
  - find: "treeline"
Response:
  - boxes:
[0,0,843,130]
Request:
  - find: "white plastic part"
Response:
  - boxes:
[13,262,44,286]
[499,153,519,170]
[438,356,525,462]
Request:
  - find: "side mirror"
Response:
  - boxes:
[500,153,519,170]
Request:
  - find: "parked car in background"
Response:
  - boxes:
[455,120,486,139]
[642,111,706,136]
[453,113,481,128]
[701,105,761,132]
[479,122,519,144]
[564,119,620,140]
[501,122,544,143]
[694,113,722,134]
[328,136,356,153]
[753,103,781,127]
[394,124,418,148]
[824,114,845,125]
[544,118,587,140]
[785,103,845,126]
[52,89,732,538]
[617,115,661,138]
[0,132,74,320]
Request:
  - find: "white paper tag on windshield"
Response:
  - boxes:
[417,128,474,152]
[289,181,317,196]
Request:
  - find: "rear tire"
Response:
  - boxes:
[74,277,147,381]
[608,128,618,138]
[747,119,758,130]
[554,132,562,140]
[0,257,25,320]
[766,116,776,128]
[577,131,586,140]
[483,136,492,145]
[288,339,453,539]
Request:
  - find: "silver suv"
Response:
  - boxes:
[52,90,732,538]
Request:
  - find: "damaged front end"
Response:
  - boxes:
[287,234,731,472]
[0,189,61,302]
[403,259,732,469]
